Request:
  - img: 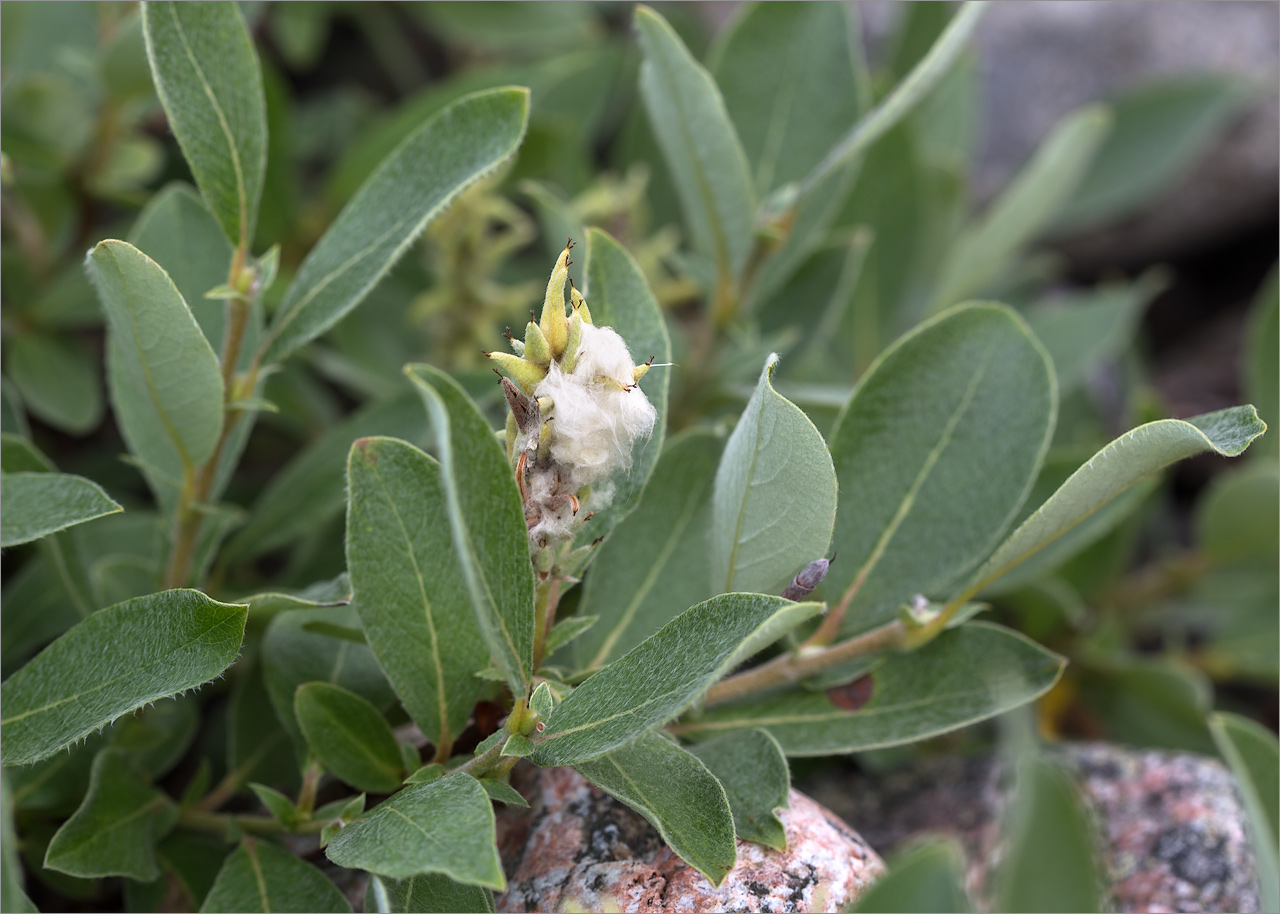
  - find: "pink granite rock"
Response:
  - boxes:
[495,766,884,913]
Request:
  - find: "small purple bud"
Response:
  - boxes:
[781,556,833,601]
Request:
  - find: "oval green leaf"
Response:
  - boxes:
[0,472,122,548]
[86,239,225,482]
[576,730,737,886]
[261,88,530,364]
[963,405,1268,601]
[635,5,756,291]
[712,354,837,596]
[6,333,103,435]
[532,593,823,767]
[677,622,1064,755]
[406,365,534,699]
[141,1,266,250]
[366,873,494,914]
[346,436,487,752]
[295,682,404,794]
[1209,712,1279,913]
[575,429,722,669]
[201,838,351,913]
[851,840,972,913]
[1,589,247,766]
[828,304,1055,634]
[687,728,790,851]
[325,773,505,889]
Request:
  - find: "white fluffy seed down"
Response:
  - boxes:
[534,323,656,490]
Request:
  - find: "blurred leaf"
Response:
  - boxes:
[0,1,97,87]
[1197,463,1279,567]
[109,696,199,780]
[533,594,822,766]
[635,5,756,291]
[142,0,266,249]
[45,749,176,880]
[575,429,722,668]
[262,606,397,759]
[346,436,487,751]
[520,181,586,288]
[1244,266,1278,460]
[576,730,736,886]
[966,406,1267,600]
[1209,712,1279,914]
[414,2,595,52]
[0,471,122,547]
[1,589,247,766]
[7,735,102,817]
[156,831,228,911]
[993,756,1104,913]
[931,105,1111,311]
[86,239,225,498]
[1,383,29,438]
[712,354,836,596]
[296,682,404,794]
[226,391,429,562]
[366,873,495,914]
[579,227,672,537]
[6,332,103,434]
[828,304,1055,634]
[326,773,504,888]
[678,623,1063,755]
[2,554,83,672]
[201,838,351,913]
[1054,76,1252,232]
[1,774,36,912]
[406,364,535,699]
[261,88,530,363]
[227,660,298,797]
[1081,660,1215,754]
[687,728,790,851]
[128,183,237,367]
[852,839,972,913]
[1024,273,1163,393]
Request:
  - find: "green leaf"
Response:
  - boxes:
[141,1,266,250]
[248,783,297,828]
[366,873,495,914]
[44,749,176,880]
[200,838,351,913]
[712,354,836,596]
[261,88,530,364]
[677,623,1063,755]
[346,436,487,752]
[993,756,1104,913]
[580,227,672,537]
[575,730,736,886]
[406,365,535,699]
[687,728,790,851]
[226,392,430,561]
[325,773,505,889]
[931,105,1111,311]
[544,615,598,656]
[128,183,238,366]
[155,831,228,911]
[295,682,405,794]
[1197,463,1279,567]
[1,589,247,766]
[852,839,972,913]
[827,304,1055,634]
[227,659,299,797]
[964,406,1267,600]
[533,593,822,766]
[476,779,528,808]
[1054,76,1252,232]
[86,239,225,490]
[634,5,756,290]
[575,429,722,668]
[1079,660,1214,754]
[0,471,122,547]
[1244,266,1278,460]
[262,606,397,760]
[109,696,199,780]
[6,332,103,435]
[1209,712,1279,914]
[1,774,37,912]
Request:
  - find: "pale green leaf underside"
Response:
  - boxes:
[678,623,1064,755]
[262,88,530,363]
[325,773,505,889]
[533,593,822,766]
[141,0,266,249]
[575,731,737,886]
[1,590,247,766]
[969,406,1267,598]
[712,353,837,596]
[346,436,487,750]
[0,472,122,547]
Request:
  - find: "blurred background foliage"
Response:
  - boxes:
[1,2,1276,905]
